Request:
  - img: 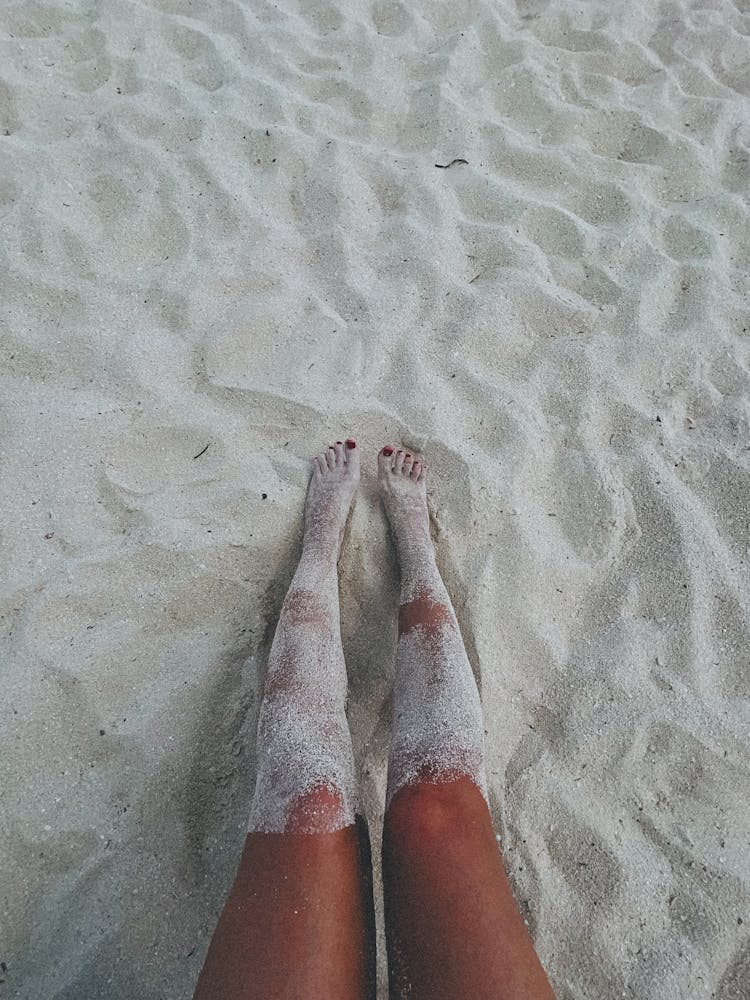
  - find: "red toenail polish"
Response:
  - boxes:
[346,439,356,449]
[382,446,393,456]
[336,441,343,445]
[405,453,412,459]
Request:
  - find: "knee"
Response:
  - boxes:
[384,774,491,848]
[398,592,455,637]
[282,588,330,627]
[286,784,352,834]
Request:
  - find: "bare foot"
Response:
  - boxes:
[303,439,359,560]
[377,446,432,572]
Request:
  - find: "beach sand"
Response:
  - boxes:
[1,0,749,996]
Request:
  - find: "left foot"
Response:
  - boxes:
[303,440,360,560]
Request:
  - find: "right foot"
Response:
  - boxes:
[377,446,432,559]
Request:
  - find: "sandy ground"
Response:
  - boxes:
[2,0,750,997]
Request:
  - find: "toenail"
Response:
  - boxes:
[346,439,356,449]
[336,441,343,445]
[405,453,412,459]
[382,446,393,456]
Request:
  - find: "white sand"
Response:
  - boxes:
[2,0,749,997]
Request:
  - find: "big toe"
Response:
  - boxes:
[378,445,395,477]
[344,438,360,475]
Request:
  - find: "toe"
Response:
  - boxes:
[402,452,414,476]
[325,446,336,470]
[394,449,405,474]
[333,441,345,465]
[345,439,360,475]
[316,454,328,476]
[411,460,422,480]
[417,462,427,483]
[378,445,394,475]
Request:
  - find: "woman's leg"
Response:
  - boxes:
[194,440,375,1000]
[378,446,556,1000]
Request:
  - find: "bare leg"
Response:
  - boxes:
[194,440,375,1000]
[378,446,556,1000]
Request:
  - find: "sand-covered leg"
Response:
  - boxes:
[194,440,376,1000]
[378,446,486,807]
[379,446,556,1000]
[248,438,360,836]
